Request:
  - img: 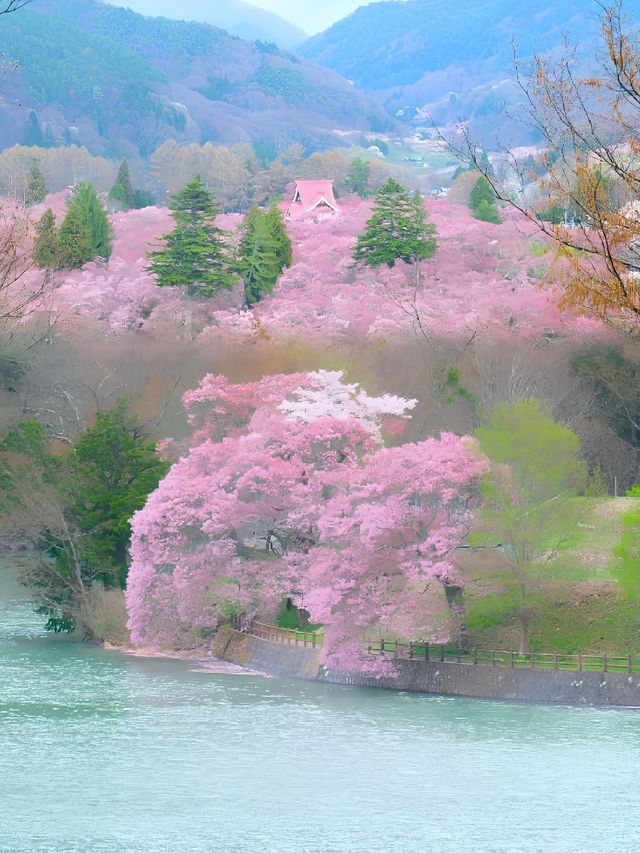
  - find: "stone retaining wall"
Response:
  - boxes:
[211,627,640,707]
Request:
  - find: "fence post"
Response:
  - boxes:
[629,655,632,674]
[491,650,496,667]
[440,645,445,663]
[578,652,583,672]
[511,652,515,668]
[603,654,608,673]
[531,653,535,669]
[456,647,461,663]
[554,654,558,671]
[312,633,317,649]
[409,642,414,660]
[380,639,385,656]
[425,642,429,662]
[474,647,478,665]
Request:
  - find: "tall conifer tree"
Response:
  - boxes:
[56,205,93,269]
[32,208,59,269]
[69,182,113,260]
[109,159,135,210]
[238,207,281,306]
[263,203,292,272]
[25,158,46,206]
[352,178,437,270]
[146,175,236,298]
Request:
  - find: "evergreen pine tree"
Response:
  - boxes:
[346,157,370,197]
[57,204,93,269]
[469,176,500,223]
[25,158,46,206]
[24,111,42,147]
[473,198,501,224]
[352,178,437,269]
[263,202,292,273]
[132,189,155,209]
[32,208,59,269]
[109,159,134,210]
[146,175,236,298]
[238,207,282,306]
[68,182,113,260]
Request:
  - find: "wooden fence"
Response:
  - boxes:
[227,618,640,673]
[249,620,323,648]
[367,640,640,673]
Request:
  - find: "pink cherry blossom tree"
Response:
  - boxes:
[126,370,486,669]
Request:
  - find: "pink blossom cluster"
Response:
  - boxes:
[34,199,244,335]
[126,370,486,670]
[24,193,606,343]
[197,198,606,344]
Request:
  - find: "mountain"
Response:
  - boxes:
[300,0,640,141]
[242,1,377,36]
[0,0,391,158]
[108,0,307,48]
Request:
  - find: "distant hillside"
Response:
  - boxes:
[0,0,390,157]
[300,0,640,142]
[108,0,307,48]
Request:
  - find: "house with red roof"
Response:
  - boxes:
[287,180,339,217]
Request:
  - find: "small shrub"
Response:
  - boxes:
[75,586,130,646]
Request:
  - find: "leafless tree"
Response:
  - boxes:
[0,1,30,14]
[448,2,640,327]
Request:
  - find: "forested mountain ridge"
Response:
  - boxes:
[301,0,593,90]
[108,0,307,49]
[0,0,390,158]
[300,0,640,140]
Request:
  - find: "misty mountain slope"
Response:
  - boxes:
[300,0,640,140]
[107,0,307,48]
[301,0,598,90]
[0,0,390,157]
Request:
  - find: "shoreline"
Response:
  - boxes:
[103,640,267,676]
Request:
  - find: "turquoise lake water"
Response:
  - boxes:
[1,572,640,853]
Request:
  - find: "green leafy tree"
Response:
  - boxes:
[346,157,370,197]
[611,502,640,602]
[473,198,501,223]
[471,400,587,653]
[0,403,169,634]
[237,207,282,306]
[352,178,437,275]
[56,203,93,269]
[69,402,170,590]
[25,158,46,206]
[32,208,59,269]
[109,159,134,210]
[263,202,292,271]
[132,188,155,209]
[470,175,500,223]
[469,175,495,209]
[147,175,236,299]
[69,181,113,260]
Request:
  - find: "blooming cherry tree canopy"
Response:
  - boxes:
[126,370,486,669]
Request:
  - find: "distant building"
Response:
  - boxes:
[287,180,339,217]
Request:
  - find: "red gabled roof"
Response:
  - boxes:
[291,180,339,213]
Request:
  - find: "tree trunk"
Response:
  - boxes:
[444,583,467,648]
[518,609,531,655]
[183,286,193,340]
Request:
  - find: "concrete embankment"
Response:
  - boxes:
[212,627,640,707]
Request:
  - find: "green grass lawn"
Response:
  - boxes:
[462,498,640,656]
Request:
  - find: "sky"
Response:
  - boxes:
[238,1,384,35]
